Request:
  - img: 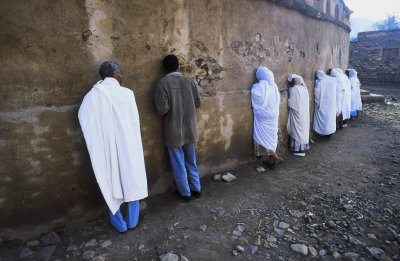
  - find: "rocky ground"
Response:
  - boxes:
[1,84,399,261]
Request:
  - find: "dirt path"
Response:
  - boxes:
[1,85,399,261]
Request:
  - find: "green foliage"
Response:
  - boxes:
[373,14,400,30]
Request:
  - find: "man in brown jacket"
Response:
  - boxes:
[154,55,202,201]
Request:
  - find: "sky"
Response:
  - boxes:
[344,0,400,21]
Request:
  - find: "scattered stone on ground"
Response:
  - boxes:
[19,248,35,259]
[36,246,56,261]
[40,231,61,245]
[26,240,40,247]
[308,246,317,256]
[84,238,97,247]
[248,244,258,255]
[291,244,308,255]
[213,174,221,181]
[256,167,266,172]
[235,245,244,253]
[82,250,95,260]
[221,173,236,182]
[100,240,112,248]
[159,252,179,261]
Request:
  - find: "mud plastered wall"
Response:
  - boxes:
[349,29,400,84]
[0,0,350,239]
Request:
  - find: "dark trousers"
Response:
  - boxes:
[336,113,343,129]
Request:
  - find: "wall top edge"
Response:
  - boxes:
[266,0,351,32]
[358,28,400,36]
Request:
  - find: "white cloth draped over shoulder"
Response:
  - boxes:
[78,77,148,215]
[337,68,351,120]
[251,67,281,152]
[348,69,362,111]
[313,70,337,135]
[330,69,345,117]
[287,74,310,145]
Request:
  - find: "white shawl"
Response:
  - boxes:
[348,69,362,111]
[337,68,351,120]
[251,67,280,151]
[313,70,337,135]
[287,74,310,144]
[78,77,148,214]
[330,69,344,117]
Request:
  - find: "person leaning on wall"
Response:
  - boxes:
[329,68,345,130]
[287,74,310,157]
[251,66,283,169]
[78,61,148,232]
[154,55,202,202]
[313,70,337,138]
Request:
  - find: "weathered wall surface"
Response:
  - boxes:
[0,0,350,239]
[349,29,400,84]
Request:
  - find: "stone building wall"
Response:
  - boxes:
[0,0,350,239]
[349,29,400,84]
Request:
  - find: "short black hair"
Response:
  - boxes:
[99,61,120,80]
[163,55,179,72]
[327,68,332,75]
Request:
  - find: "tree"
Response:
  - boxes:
[373,14,400,30]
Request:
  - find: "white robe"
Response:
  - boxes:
[287,74,310,145]
[313,70,337,135]
[337,68,351,120]
[330,69,345,117]
[78,77,148,215]
[252,67,280,151]
[348,69,362,111]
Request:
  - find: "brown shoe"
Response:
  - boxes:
[268,157,283,170]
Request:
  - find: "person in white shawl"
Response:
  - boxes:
[251,66,283,169]
[347,69,362,117]
[329,68,345,129]
[287,74,310,157]
[313,70,337,136]
[78,61,148,232]
[337,68,351,126]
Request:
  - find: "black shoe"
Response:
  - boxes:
[191,190,202,198]
[176,191,191,201]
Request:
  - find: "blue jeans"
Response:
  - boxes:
[109,201,140,232]
[168,143,201,197]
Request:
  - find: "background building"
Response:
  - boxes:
[349,29,400,84]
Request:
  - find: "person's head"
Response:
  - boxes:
[329,68,338,77]
[316,70,325,80]
[287,74,305,87]
[256,66,274,85]
[163,54,179,73]
[348,69,357,78]
[99,61,123,83]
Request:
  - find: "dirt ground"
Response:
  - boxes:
[1,84,399,261]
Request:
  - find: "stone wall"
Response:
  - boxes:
[349,29,400,84]
[0,0,350,239]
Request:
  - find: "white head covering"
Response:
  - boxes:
[348,69,362,110]
[251,67,280,151]
[287,74,310,145]
[313,70,337,135]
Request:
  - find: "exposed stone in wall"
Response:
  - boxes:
[0,0,350,239]
[349,29,400,84]
[174,41,226,95]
